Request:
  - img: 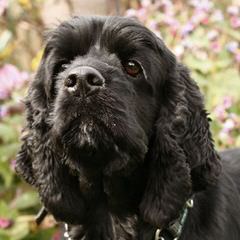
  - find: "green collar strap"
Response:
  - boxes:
[155,198,194,240]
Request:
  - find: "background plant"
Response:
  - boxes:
[0,0,239,239]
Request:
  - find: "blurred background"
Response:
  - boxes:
[0,0,239,239]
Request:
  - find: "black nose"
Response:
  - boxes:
[64,66,105,97]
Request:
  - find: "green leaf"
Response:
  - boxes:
[0,160,14,187]
[206,68,240,108]
[0,143,20,162]
[0,201,18,218]
[0,232,10,240]
[0,123,19,144]
[24,228,56,240]
[14,192,39,210]
[184,55,213,74]
[8,220,30,240]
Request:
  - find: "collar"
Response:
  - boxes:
[63,198,194,240]
[154,198,194,240]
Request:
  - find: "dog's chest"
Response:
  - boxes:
[78,166,144,214]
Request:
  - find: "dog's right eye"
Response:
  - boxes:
[123,60,142,77]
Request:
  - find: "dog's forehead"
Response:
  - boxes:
[49,16,157,59]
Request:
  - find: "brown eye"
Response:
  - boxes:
[123,60,142,77]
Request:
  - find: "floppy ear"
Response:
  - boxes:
[15,40,86,224]
[15,46,53,185]
[140,45,221,228]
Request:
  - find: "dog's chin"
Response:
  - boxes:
[52,112,148,175]
[51,115,119,165]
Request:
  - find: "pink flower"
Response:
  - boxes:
[227,5,239,16]
[235,52,240,63]
[211,41,221,53]
[0,64,29,100]
[223,119,235,132]
[0,218,12,229]
[163,16,179,28]
[137,8,148,22]
[229,113,240,126]
[141,0,151,8]
[0,0,7,16]
[189,0,213,12]
[214,105,227,121]
[201,17,209,25]
[52,230,62,240]
[211,10,224,22]
[219,131,228,140]
[223,96,233,109]
[10,159,16,172]
[191,10,207,25]
[219,130,234,145]
[147,20,158,31]
[173,45,184,58]
[207,30,219,41]
[230,16,240,28]
[125,9,137,18]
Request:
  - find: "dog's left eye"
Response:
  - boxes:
[123,60,142,77]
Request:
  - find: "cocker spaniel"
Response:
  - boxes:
[16,16,240,240]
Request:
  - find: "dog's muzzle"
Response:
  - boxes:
[64,66,105,98]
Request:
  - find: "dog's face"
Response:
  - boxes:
[32,16,175,170]
[16,16,221,229]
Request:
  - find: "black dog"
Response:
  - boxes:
[16,16,240,240]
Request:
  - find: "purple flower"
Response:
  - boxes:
[181,22,195,37]
[0,0,7,16]
[226,41,238,53]
[0,64,29,100]
[0,218,12,229]
[0,105,9,119]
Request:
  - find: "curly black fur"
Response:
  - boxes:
[16,16,240,240]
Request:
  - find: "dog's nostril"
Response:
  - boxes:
[65,74,77,88]
[87,74,103,87]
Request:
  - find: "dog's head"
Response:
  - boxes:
[16,16,221,228]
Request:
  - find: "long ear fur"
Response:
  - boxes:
[140,46,221,228]
[15,40,86,224]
